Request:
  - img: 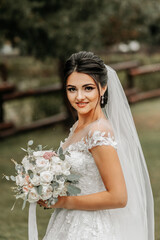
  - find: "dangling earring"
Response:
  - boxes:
[101,95,104,105]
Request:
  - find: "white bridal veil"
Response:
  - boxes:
[105,65,154,240]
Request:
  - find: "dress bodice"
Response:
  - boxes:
[60,118,117,195]
[43,118,120,240]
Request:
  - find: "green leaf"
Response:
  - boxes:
[36,185,42,195]
[28,140,33,146]
[67,184,81,196]
[59,154,65,161]
[51,181,59,189]
[22,167,26,174]
[65,151,71,156]
[28,170,33,178]
[10,175,16,181]
[58,147,63,155]
[56,175,63,180]
[30,173,34,179]
[66,174,81,182]
[15,164,22,172]
[22,194,28,210]
[37,145,42,151]
[47,197,53,207]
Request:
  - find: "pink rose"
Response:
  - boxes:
[43,151,57,160]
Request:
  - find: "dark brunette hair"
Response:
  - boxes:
[64,51,108,108]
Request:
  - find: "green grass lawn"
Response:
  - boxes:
[0,99,160,240]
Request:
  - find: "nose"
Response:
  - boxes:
[76,90,85,101]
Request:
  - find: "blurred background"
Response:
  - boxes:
[0,0,160,239]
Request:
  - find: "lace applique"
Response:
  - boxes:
[61,130,117,153]
[87,130,117,150]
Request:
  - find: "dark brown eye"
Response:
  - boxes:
[85,86,94,91]
[67,87,76,92]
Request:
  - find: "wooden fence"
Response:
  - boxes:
[0,60,160,138]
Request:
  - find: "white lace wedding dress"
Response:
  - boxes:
[43,118,120,240]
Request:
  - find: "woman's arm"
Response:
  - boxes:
[38,145,128,210]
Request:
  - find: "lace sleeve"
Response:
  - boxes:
[87,130,117,150]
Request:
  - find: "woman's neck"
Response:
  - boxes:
[76,108,106,130]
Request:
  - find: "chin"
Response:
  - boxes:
[76,107,95,116]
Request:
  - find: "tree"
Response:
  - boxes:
[1,0,160,59]
[101,0,160,46]
[0,0,106,59]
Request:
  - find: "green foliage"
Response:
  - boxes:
[101,0,160,45]
[1,0,160,60]
[67,184,81,195]
[0,0,106,59]
[66,173,81,183]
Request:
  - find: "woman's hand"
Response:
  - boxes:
[37,196,69,209]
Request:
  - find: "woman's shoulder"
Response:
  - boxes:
[87,118,117,150]
[88,118,114,135]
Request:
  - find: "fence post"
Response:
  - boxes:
[127,70,134,89]
[0,63,8,82]
[0,94,4,123]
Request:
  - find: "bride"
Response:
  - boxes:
[38,51,154,240]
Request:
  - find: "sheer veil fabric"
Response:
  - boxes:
[104,65,154,240]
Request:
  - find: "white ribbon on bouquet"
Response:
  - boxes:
[28,203,38,240]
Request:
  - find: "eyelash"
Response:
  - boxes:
[67,86,95,92]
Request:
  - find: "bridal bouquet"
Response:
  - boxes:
[3,140,81,210]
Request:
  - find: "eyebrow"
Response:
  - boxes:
[66,83,96,88]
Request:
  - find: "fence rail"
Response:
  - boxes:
[3,83,62,101]
[0,60,160,138]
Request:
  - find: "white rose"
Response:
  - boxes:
[51,164,63,175]
[57,180,67,195]
[51,198,58,205]
[52,189,60,198]
[33,151,45,157]
[28,187,40,203]
[51,156,62,164]
[30,175,40,186]
[36,157,50,172]
[62,161,71,175]
[40,171,53,184]
[16,174,28,186]
[57,178,65,188]
[63,170,70,175]
[22,156,35,172]
[41,185,53,200]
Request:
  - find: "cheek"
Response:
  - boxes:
[88,91,100,103]
[66,92,75,103]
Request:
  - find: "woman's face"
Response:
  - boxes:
[66,72,106,116]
